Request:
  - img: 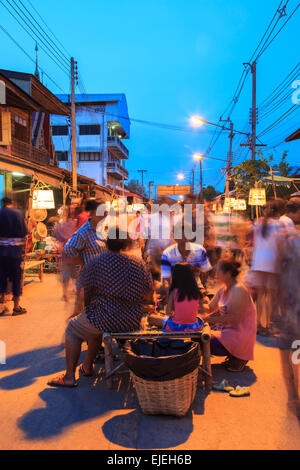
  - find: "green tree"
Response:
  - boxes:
[269,151,300,177]
[202,185,222,201]
[126,179,145,195]
[231,158,270,194]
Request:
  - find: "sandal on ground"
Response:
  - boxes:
[48,375,78,387]
[212,379,234,393]
[229,386,250,397]
[79,364,94,377]
[12,307,27,316]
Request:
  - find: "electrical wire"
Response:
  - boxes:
[16,0,70,66]
[256,1,300,60]
[0,23,66,92]
[1,0,70,75]
[26,0,72,58]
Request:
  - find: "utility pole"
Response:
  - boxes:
[71,57,78,191]
[220,118,234,197]
[191,169,195,195]
[199,159,203,201]
[242,61,258,160]
[250,61,257,161]
[138,170,147,196]
[269,165,278,199]
[148,181,154,203]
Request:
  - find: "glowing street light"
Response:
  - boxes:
[193,153,203,160]
[190,115,250,137]
[190,115,204,127]
[177,173,185,180]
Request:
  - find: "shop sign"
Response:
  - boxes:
[233,199,247,210]
[248,188,266,206]
[157,185,191,196]
[32,190,55,209]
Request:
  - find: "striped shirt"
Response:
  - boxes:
[63,219,106,265]
[161,242,212,279]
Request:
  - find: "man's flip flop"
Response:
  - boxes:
[79,365,94,377]
[48,376,78,388]
[212,379,234,393]
[229,386,250,397]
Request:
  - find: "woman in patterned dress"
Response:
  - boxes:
[48,228,153,387]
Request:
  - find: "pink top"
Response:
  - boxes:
[211,285,257,361]
[172,289,199,325]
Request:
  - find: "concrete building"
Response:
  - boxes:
[51,94,130,189]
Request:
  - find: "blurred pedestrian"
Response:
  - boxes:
[245,199,285,334]
[63,199,108,316]
[0,197,27,316]
[55,206,77,302]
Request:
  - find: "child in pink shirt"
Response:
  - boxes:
[148,263,204,332]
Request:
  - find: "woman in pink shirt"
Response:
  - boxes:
[202,259,257,372]
[148,263,204,332]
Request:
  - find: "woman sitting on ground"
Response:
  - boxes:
[148,262,204,332]
[48,228,153,388]
[202,259,257,372]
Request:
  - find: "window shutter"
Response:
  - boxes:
[0,111,12,145]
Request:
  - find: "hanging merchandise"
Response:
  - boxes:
[36,222,48,238]
[248,188,266,206]
[32,189,55,209]
[32,209,47,222]
[32,228,41,242]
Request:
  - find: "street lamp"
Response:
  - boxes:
[189,115,204,127]
[190,114,249,137]
[177,173,185,180]
[193,153,203,200]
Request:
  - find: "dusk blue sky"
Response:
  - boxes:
[1,0,299,193]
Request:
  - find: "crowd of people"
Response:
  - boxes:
[0,192,299,389]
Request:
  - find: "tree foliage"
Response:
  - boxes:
[231,158,270,194]
[202,185,222,201]
[126,179,145,195]
[269,151,300,177]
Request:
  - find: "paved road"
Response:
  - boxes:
[0,274,299,450]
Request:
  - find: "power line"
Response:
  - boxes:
[0,22,66,92]
[0,0,69,75]
[26,0,72,58]
[258,103,299,137]
[17,0,70,66]
[256,1,300,60]
[259,62,300,110]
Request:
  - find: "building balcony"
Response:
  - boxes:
[11,138,49,166]
[107,136,129,159]
[107,161,129,180]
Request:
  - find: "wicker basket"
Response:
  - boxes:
[130,368,198,417]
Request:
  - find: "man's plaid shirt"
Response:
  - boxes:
[63,219,106,265]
